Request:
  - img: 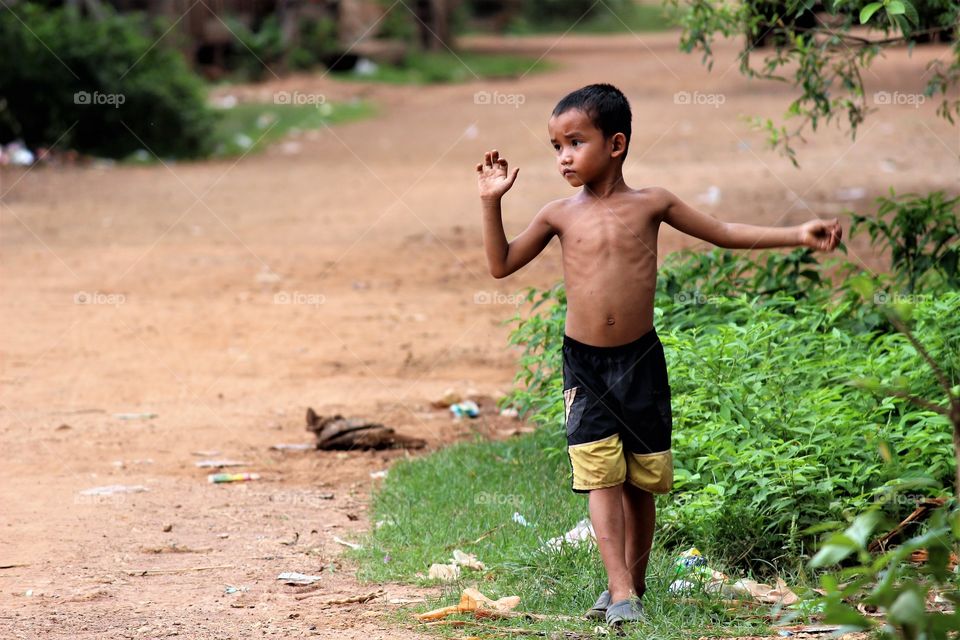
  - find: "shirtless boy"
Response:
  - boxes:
[475,83,842,625]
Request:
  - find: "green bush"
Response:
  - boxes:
[850,190,960,294]
[224,14,285,81]
[0,5,216,159]
[503,246,959,573]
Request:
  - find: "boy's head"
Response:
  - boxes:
[549,84,632,186]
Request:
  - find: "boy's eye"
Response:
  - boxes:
[553,144,560,151]
[572,140,581,147]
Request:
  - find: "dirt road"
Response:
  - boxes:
[1,29,956,638]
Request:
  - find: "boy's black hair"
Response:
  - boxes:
[552,83,632,160]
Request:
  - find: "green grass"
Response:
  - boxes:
[209,100,375,158]
[345,245,960,638]
[504,3,679,35]
[347,426,788,638]
[333,51,553,85]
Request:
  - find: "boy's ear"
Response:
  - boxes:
[609,132,627,158]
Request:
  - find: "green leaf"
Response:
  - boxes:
[847,511,881,547]
[888,588,926,627]
[899,0,919,23]
[810,534,857,567]
[859,1,883,23]
[886,0,906,16]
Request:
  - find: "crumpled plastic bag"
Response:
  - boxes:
[427,549,485,581]
[540,518,595,552]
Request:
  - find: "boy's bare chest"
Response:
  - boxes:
[556,207,661,261]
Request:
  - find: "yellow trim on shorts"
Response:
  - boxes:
[568,435,673,494]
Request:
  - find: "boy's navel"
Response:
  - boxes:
[606,315,616,326]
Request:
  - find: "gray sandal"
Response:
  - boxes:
[583,590,611,620]
[605,596,645,625]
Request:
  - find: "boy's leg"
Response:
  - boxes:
[588,484,636,604]
[622,482,655,598]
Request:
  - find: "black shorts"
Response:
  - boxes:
[562,328,674,494]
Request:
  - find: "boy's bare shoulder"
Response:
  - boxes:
[630,186,673,208]
[536,197,575,223]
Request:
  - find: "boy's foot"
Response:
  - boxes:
[583,590,610,620]
[605,596,645,626]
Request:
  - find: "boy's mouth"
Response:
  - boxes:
[562,168,575,176]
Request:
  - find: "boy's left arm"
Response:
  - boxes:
[657,188,842,251]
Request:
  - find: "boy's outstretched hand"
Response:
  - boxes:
[799,218,843,251]
[476,149,519,201]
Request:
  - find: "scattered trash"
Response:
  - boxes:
[696,185,722,206]
[668,547,799,606]
[370,470,388,479]
[112,459,154,468]
[194,459,248,469]
[428,563,460,581]
[512,512,529,527]
[499,407,519,418]
[212,95,238,109]
[675,547,707,571]
[726,578,799,605]
[428,549,486,581]
[207,472,260,484]
[269,443,314,451]
[541,518,595,552]
[433,388,462,408]
[277,571,323,585]
[224,584,249,594]
[451,549,485,571]
[280,141,301,156]
[333,536,362,550]
[3,141,35,166]
[835,186,867,201]
[191,450,221,457]
[255,266,281,284]
[113,412,158,420]
[233,133,254,150]
[416,587,520,622]
[450,400,480,419]
[80,484,149,496]
[353,57,379,76]
[306,408,426,450]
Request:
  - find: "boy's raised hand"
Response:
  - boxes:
[476,149,519,201]
[799,218,843,251]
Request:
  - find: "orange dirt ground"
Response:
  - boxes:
[1,29,957,639]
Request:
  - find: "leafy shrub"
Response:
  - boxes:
[503,247,959,573]
[850,190,960,294]
[0,4,215,159]
[810,500,960,638]
[224,14,285,81]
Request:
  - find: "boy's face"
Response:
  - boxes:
[548,108,624,188]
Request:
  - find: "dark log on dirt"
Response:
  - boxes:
[305,408,426,450]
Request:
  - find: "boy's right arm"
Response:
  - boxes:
[477,149,555,279]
